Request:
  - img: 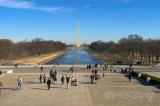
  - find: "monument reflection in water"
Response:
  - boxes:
[46,48,102,65]
[47,21,102,64]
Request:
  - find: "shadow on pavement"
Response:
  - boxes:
[3,87,16,91]
[152,91,160,93]
[25,81,40,84]
[123,74,152,86]
[113,80,129,82]
[78,81,96,84]
[30,87,47,90]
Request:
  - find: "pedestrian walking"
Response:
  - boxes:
[47,78,51,90]
[87,65,89,69]
[40,67,43,73]
[17,76,23,90]
[49,69,53,78]
[92,69,94,74]
[90,74,94,84]
[89,65,91,69]
[95,69,98,75]
[54,70,57,84]
[129,65,134,72]
[128,72,131,82]
[52,73,56,84]
[54,70,57,76]
[39,74,42,84]
[128,65,133,82]
[70,67,73,73]
[61,76,65,85]
[66,76,70,89]
[43,73,46,83]
[104,64,108,71]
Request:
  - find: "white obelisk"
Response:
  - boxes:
[77,21,80,48]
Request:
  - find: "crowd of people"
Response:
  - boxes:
[121,65,134,82]
[38,67,78,90]
[0,64,134,94]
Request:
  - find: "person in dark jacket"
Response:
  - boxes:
[128,72,131,82]
[70,67,74,73]
[40,67,43,73]
[47,78,51,90]
[54,70,57,76]
[61,76,65,85]
[49,69,53,78]
[128,65,133,82]
[95,69,98,75]
[43,73,46,83]
[66,76,70,89]
[39,74,42,84]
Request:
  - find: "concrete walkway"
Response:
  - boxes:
[0,72,160,106]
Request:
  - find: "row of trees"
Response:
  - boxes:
[0,38,66,61]
[89,34,160,65]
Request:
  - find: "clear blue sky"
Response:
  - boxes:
[0,0,160,44]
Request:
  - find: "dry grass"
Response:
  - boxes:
[142,72,160,79]
[9,51,65,65]
[89,50,121,64]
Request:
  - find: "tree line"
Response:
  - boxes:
[0,38,66,61]
[89,34,160,65]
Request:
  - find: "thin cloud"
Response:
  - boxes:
[0,0,32,8]
[120,0,131,3]
[87,0,132,3]
[112,0,132,3]
[84,4,92,8]
[0,0,72,13]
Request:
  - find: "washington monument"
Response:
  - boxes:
[77,21,80,48]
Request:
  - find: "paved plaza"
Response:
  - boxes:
[0,71,160,106]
